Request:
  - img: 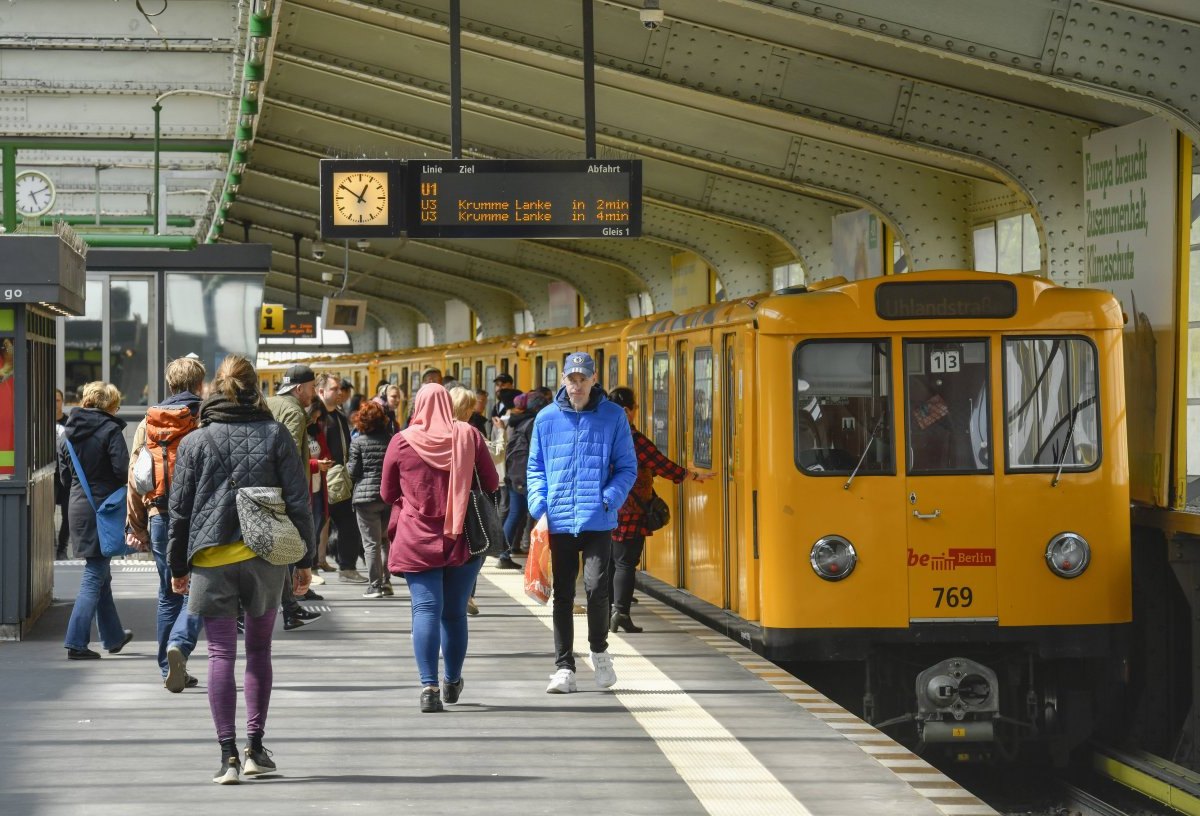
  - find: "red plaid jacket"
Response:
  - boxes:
[614,428,688,542]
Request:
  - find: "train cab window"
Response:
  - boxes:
[1003,337,1099,471]
[905,340,990,474]
[652,352,670,450]
[794,341,893,476]
[693,347,714,468]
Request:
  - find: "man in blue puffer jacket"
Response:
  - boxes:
[527,352,637,694]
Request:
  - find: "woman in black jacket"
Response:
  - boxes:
[60,381,133,660]
[347,400,393,598]
[167,355,315,785]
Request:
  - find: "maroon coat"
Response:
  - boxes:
[381,431,498,573]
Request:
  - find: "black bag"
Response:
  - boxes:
[464,466,506,557]
[638,491,670,532]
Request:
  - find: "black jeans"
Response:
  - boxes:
[608,536,645,615]
[329,499,363,570]
[550,530,612,671]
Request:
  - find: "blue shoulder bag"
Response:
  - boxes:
[63,438,131,558]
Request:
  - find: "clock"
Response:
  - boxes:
[319,159,404,239]
[332,170,388,226]
[13,170,55,218]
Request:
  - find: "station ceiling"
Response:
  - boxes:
[3,0,1199,345]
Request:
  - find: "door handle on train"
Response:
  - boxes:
[912,509,941,520]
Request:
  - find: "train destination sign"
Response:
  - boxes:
[876,280,1017,320]
[405,159,641,239]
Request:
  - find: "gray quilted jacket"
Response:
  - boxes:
[347,430,389,505]
[167,417,315,576]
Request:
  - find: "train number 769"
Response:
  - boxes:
[932,586,973,608]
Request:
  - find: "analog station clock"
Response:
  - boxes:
[332,170,388,226]
[319,159,404,239]
[13,170,56,218]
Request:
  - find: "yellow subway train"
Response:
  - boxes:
[264,270,1131,759]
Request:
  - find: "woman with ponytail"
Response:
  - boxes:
[167,355,316,784]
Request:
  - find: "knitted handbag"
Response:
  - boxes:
[234,486,306,566]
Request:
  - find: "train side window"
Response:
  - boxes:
[535,355,544,388]
[652,351,670,450]
[693,347,713,468]
[545,361,558,387]
[794,340,894,476]
[460,365,472,388]
[905,339,991,475]
[484,365,496,388]
[594,349,605,388]
[1003,337,1099,471]
[609,354,619,390]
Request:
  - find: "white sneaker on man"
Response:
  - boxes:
[591,651,617,688]
[546,667,578,694]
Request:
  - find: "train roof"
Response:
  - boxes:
[755,270,1125,335]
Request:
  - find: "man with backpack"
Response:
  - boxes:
[127,356,206,692]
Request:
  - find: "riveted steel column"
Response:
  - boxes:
[583,0,596,159]
[2,145,15,234]
[152,102,162,235]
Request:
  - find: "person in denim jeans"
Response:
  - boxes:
[381,384,498,712]
[127,356,206,690]
[60,382,132,660]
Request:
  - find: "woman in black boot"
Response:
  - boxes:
[606,388,712,634]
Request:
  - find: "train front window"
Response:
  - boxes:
[793,341,893,476]
[1004,337,1099,471]
[905,340,991,474]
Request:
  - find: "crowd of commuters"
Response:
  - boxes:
[52,349,697,783]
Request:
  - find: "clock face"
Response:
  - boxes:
[14,171,55,217]
[332,171,388,226]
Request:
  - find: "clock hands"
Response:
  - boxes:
[337,183,366,204]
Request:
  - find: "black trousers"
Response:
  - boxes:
[607,535,645,615]
[550,530,612,671]
[328,499,363,570]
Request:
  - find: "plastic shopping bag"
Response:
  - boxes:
[523,524,553,605]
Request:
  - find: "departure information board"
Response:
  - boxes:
[405,159,641,239]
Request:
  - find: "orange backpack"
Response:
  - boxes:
[133,405,199,507]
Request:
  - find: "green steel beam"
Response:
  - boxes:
[0,138,229,152]
[38,215,195,227]
[77,234,196,249]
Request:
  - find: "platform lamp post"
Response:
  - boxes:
[152,89,235,234]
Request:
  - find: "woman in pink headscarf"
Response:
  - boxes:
[380,383,498,713]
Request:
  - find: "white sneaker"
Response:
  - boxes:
[592,651,617,688]
[546,668,577,694]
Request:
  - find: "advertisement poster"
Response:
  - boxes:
[832,209,883,281]
[1082,117,1178,506]
[0,319,14,480]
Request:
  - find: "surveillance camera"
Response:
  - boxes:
[321,271,334,283]
[355,238,370,250]
[311,242,325,260]
[640,0,663,29]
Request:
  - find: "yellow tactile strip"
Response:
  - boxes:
[646,603,998,816]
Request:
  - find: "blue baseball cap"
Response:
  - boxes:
[563,351,595,377]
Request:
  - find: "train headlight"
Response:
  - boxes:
[1045,532,1090,578]
[810,536,857,581]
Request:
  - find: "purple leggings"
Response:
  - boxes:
[204,611,276,744]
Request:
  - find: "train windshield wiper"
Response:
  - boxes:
[1051,407,1078,488]
[844,415,885,491]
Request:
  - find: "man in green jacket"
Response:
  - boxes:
[267,364,322,629]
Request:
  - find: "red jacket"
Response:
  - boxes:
[381,432,498,573]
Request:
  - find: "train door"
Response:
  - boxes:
[673,339,690,587]
[903,339,997,622]
[721,332,739,611]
